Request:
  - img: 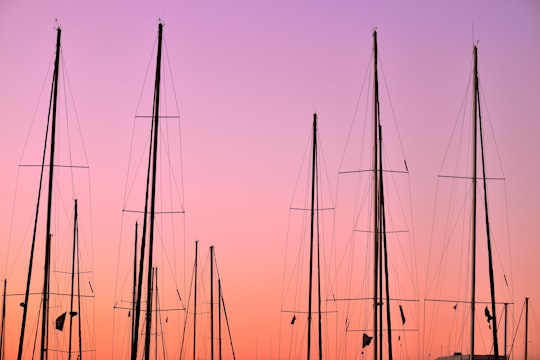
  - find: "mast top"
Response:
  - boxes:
[372,29,378,54]
[472,41,479,66]
[473,44,478,75]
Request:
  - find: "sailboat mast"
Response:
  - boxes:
[220,285,237,360]
[131,154,150,357]
[379,124,394,360]
[76,223,83,360]
[219,279,222,360]
[317,154,322,360]
[131,222,138,349]
[193,240,198,360]
[525,297,529,360]
[143,22,163,360]
[40,26,62,360]
[68,200,78,359]
[476,46,500,358]
[372,29,380,360]
[470,44,478,360]
[153,268,158,359]
[504,302,508,360]
[0,279,6,360]
[210,245,215,360]
[307,113,318,360]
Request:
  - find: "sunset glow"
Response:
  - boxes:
[1,1,539,359]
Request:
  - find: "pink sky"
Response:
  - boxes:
[1,1,539,359]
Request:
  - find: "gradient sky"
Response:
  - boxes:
[1,1,539,359]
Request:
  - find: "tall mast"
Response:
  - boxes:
[317,118,323,360]
[16,26,62,360]
[40,26,62,360]
[504,302,508,360]
[68,200,78,359]
[76,221,83,360]
[131,22,164,360]
[525,297,529,360]
[218,279,222,360]
[143,21,163,360]
[470,44,478,360]
[153,268,158,359]
[210,246,215,360]
[307,113,318,360]
[17,26,63,360]
[379,123,394,360]
[476,44,499,359]
[131,222,138,350]
[220,285,237,360]
[193,241,198,360]
[0,279,6,360]
[372,29,380,360]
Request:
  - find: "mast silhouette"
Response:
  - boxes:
[0,279,5,360]
[372,30,392,360]
[210,245,215,360]
[131,22,163,360]
[210,247,237,360]
[193,241,198,360]
[131,222,138,351]
[144,21,163,360]
[470,44,478,360]
[16,27,61,360]
[218,278,222,360]
[372,29,380,360]
[470,44,500,360]
[68,199,81,359]
[152,267,159,359]
[371,29,394,360]
[525,297,529,360]
[306,113,322,360]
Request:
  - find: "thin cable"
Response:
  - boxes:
[3,52,55,280]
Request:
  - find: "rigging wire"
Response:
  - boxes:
[3,51,55,281]
[165,35,188,300]
[113,29,159,359]
[478,78,515,303]
[332,47,374,358]
[423,51,475,355]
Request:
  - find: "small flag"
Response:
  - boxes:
[56,312,67,331]
[290,315,296,325]
[484,306,494,323]
[362,333,373,348]
[399,304,406,325]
